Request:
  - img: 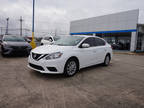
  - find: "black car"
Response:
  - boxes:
[1,35,32,56]
[110,43,122,50]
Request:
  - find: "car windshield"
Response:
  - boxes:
[3,36,26,42]
[53,36,61,41]
[54,36,84,46]
[44,37,51,40]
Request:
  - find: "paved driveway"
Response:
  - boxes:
[0,53,144,108]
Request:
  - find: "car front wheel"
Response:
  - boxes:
[64,59,78,77]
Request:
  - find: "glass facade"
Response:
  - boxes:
[76,24,144,52]
[137,25,144,51]
[96,32,131,50]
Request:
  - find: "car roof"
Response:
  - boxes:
[71,35,100,38]
[3,35,24,40]
[42,35,102,40]
[3,35,21,37]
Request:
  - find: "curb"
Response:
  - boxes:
[113,52,144,55]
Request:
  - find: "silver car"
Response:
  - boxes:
[1,35,32,56]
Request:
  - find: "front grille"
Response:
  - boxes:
[21,46,27,49]
[29,63,44,71]
[11,46,27,49]
[32,52,47,61]
[32,53,42,60]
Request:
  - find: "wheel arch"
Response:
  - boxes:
[65,56,80,70]
[105,53,111,60]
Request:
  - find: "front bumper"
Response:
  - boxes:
[28,55,65,74]
[2,47,31,55]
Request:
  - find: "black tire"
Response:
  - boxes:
[1,47,5,57]
[103,55,111,66]
[64,59,78,77]
[26,52,30,57]
[26,51,30,57]
[1,51,6,57]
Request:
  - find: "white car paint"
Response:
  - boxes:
[40,36,54,45]
[28,35,112,75]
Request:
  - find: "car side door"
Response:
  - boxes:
[93,38,107,64]
[77,37,96,68]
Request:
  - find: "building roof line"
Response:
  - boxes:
[70,29,137,35]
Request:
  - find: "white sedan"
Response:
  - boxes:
[28,35,112,77]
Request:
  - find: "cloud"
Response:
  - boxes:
[0,0,144,36]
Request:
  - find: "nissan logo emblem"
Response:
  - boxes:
[33,54,37,58]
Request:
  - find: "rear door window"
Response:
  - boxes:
[94,38,106,46]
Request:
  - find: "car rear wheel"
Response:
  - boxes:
[103,55,110,66]
[64,59,78,77]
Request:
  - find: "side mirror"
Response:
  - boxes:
[81,43,90,48]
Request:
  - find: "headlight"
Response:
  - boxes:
[44,52,63,60]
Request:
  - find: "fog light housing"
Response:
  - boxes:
[47,67,57,72]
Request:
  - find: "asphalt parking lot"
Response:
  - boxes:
[0,52,144,108]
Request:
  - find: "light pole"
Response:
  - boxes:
[19,16,23,36]
[30,0,36,49]
[0,27,3,35]
[5,18,9,35]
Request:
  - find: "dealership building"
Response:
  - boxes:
[70,9,144,52]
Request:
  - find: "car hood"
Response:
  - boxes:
[4,41,30,46]
[32,45,74,54]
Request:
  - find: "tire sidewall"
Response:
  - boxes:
[64,59,78,77]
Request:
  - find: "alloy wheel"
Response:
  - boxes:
[66,61,77,76]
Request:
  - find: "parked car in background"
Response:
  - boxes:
[40,36,60,45]
[1,35,32,56]
[0,39,2,45]
[24,37,31,43]
[0,35,3,45]
[110,43,122,50]
[28,35,112,77]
